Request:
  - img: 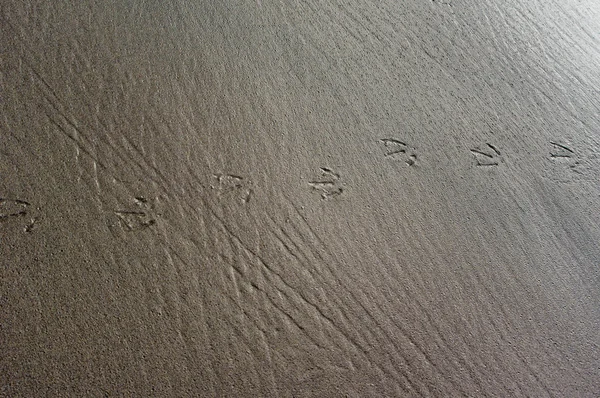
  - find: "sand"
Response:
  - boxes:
[2,1,600,396]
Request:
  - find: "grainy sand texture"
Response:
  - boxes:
[2,1,600,396]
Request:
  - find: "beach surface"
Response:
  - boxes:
[2,1,600,396]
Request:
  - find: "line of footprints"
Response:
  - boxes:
[382,138,503,167]
[0,140,583,233]
[309,139,581,199]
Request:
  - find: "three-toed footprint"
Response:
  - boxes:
[308,168,343,200]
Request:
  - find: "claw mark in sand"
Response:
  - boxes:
[547,141,584,176]
[24,217,39,233]
[211,174,252,204]
[470,143,501,166]
[379,138,418,166]
[549,142,575,158]
[0,198,29,219]
[114,196,158,231]
[0,198,41,233]
[309,168,343,200]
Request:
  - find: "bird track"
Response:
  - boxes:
[0,198,41,233]
[114,196,158,231]
[379,138,418,166]
[211,174,253,204]
[308,168,344,200]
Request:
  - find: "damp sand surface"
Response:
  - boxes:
[2,1,600,396]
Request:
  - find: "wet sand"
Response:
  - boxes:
[2,1,600,396]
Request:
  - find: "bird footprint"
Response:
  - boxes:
[308,168,343,200]
[379,138,418,166]
[211,174,252,204]
[470,144,501,166]
[114,196,158,231]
